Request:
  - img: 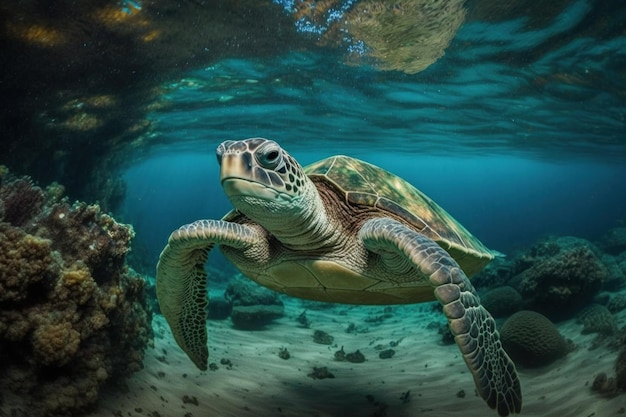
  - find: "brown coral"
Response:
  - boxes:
[513,244,607,319]
[500,310,571,368]
[0,176,45,226]
[607,294,626,314]
[0,224,53,303]
[577,304,617,336]
[35,200,135,282]
[0,169,152,417]
[32,322,81,366]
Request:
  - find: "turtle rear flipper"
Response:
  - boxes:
[156,219,261,370]
[360,218,522,416]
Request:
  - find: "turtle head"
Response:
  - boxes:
[217,138,314,221]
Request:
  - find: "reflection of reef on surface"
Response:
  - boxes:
[0,167,153,417]
[344,0,467,73]
[286,0,466,74]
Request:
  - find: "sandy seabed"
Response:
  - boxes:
[87,295,626,417]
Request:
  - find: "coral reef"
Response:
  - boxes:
[510,240,607,319]
[0,168,152,417]
[471,255,515,289]
[500,310,571,368]
[600,253,626,291]
[577,303,617,349]
[0,176,45,227]
[599,226,626,255]
[591,327,626,397]
[481,286,522,318]
[577,304,617,336]
[608,294,626,314]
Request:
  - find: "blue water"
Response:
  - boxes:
[118,0,626,271]
[122,149,626,272]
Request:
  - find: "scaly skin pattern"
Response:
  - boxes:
[360,217,521,416]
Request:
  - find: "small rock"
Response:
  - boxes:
[313,329,334,345]
[345,349,365,363]
[379,349,395,359]
[308,366,335,379]
[230,304,284,329]
[182,395,199,406]
[278,347,290,360]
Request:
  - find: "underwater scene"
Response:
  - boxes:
[1,0,626,416]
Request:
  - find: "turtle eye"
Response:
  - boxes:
[256,142,282,169]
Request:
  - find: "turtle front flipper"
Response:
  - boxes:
[156,219,261,370]
[359,218,522,416]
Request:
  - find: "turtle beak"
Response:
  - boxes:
[219,152,253,183]
[219,151,282,201]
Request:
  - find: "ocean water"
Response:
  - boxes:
[121,0,626,269]
[2,1,626,416]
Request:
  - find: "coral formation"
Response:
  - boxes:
[471,255,515,289]
[577,303,618,349]
[500,310,571,368]
[577,304,617,336]
[511,241,607,319]
[608,294,626,314]
[599,226,626,255]
[481,286,522,318]
[0,168,152,417]
[600,253,626,291]
[591,372,619,397]
[591,326,626,397]
[0,177,45,226]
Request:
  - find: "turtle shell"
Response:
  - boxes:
[305,155,494,277]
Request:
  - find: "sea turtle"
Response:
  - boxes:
[156,138,522,416]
